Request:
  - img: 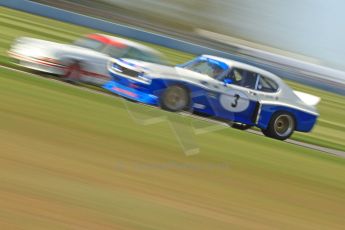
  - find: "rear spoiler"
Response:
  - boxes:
[293,91,321,106]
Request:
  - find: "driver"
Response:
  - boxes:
[212,66,224,78]
[229,69,243,85]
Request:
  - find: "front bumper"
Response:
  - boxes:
[103,81,158,105]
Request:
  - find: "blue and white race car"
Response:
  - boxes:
[103,55,320,140]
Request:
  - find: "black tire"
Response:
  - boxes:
[230,123,252,130]
[261,112,295,140]
[160,85,189,112]
[62,61,81,83]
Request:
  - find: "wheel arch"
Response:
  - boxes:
[257,104,298,131]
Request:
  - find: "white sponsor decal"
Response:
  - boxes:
[193,103,206,109]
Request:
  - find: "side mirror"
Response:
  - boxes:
[223,78,233,86]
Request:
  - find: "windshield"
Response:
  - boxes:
[181,58,226,78]
[73,38,105,51]
[122,47,168,65]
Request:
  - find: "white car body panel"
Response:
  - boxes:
[113,56,320,116]
[8,34,165,86]
[9,37,110,84]
[293,91,321,107]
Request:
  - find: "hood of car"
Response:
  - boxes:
[117,58,213,82]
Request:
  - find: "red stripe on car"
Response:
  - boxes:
[112,86,137,98]
[9,51,110,79]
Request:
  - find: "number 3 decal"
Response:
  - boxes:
[231,94,240,107]
[220,91,249,112]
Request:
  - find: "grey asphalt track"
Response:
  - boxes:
[1,64,345,159]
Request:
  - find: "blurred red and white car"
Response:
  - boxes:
[8,33,167,85]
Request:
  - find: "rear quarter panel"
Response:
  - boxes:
[257,104,318,132]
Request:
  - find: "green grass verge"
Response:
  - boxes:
[1,7,345,152]
[1,67,345,229]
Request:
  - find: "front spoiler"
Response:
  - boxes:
[103,81,158,105]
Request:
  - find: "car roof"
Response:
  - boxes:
[202,55,283,82]
[89,33,163,56]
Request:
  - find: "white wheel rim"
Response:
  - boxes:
[274,114,294,137]
[164,87,188,111]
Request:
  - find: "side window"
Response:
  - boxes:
[123,48,145,60]
[224,68,258,89]
[257,75,279,93]
[106,45,127,58]
[74,38,105,51]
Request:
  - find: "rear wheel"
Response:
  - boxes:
[62,62,81,83]
[161,85,189,112]
[262,112,295,140]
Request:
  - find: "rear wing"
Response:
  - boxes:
[293,91,321,107]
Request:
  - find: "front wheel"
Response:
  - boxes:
[160,85,189,112]
[262,112,295,140]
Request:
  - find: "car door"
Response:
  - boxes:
[215,68,260,124]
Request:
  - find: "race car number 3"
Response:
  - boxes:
[220,91,250,112]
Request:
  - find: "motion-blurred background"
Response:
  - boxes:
[1,2,345,229]
[34,0,345,71]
